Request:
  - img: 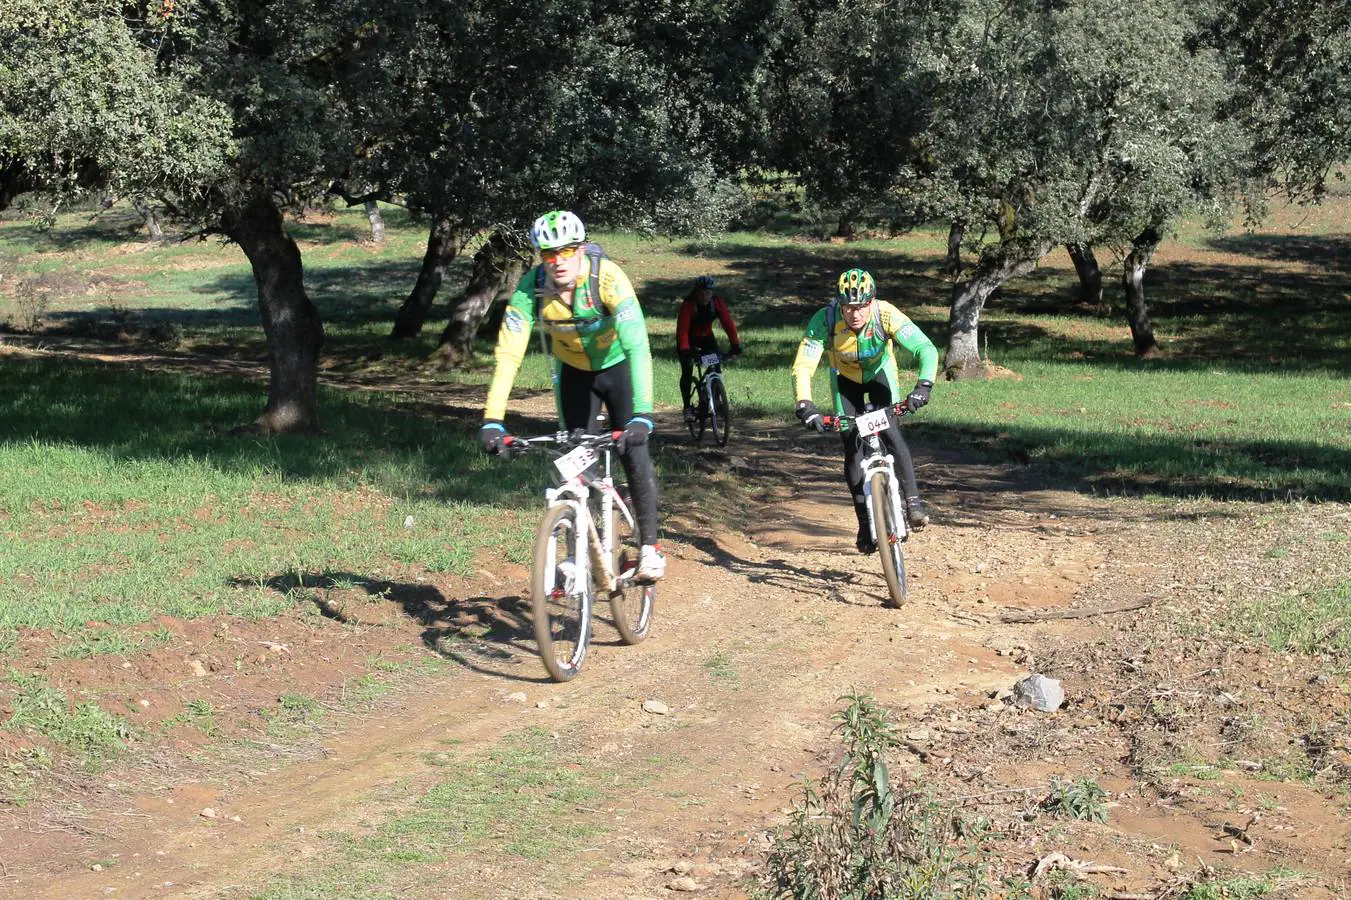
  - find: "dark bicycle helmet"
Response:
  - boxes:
[694,275,716,290]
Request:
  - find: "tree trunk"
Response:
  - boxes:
[132,197,164,239]
[944,221,965,276]
[391,219,470,339]
[946,242,1051,380]
[1066,243,1103,306]
[834,215,856,239]
[364,200,385,244]
[431,231,530,368]
[1122,224,1163,357]
[222,191,324,433]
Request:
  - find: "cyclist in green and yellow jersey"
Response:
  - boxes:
[479,210,664,582]
[791,268,939,554]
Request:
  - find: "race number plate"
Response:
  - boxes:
[553,445,597,481]
[700,353,720,367]
[854,408,890,437]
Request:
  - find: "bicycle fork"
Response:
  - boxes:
[861,449,909,546]
[542,486,620,596]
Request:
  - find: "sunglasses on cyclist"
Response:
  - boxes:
[539,245,583,263]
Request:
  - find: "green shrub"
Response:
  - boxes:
[1042,777,1108,823]
[765,692,1005,898]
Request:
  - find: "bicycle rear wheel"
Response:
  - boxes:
[868,471,908,607]
[710,378,731,447]
[531,504,593,681]
[608,488,655,644]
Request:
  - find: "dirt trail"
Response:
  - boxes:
[10,413,1115,898]
[9,408,1349,898]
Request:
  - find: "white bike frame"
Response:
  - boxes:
[541,440,639,598]
[692,353,725,413]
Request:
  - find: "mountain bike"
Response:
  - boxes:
[506,430,656,681]
[685,351,734,446]
[823,403,912,607]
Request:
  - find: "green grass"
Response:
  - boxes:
[257,728,634,896]
[1180,868,1300,899]
[0,358,540,632]
[5,672,133,770]
[262,691,326,738]
[1165,762,1225,781]
[703,651,739,682]
[0,197,1348,663]
[1232,581,1351,655]
[52,625,173,659]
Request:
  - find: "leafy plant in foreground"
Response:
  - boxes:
[1042,776,1109,823]
[765,691,1003,898]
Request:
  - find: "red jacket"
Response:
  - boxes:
[676,294,740,351]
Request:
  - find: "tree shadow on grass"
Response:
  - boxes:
[907,419,1351,503]
[0,208,150,253]
[0,352,551,507]
[1206,233,1351,275]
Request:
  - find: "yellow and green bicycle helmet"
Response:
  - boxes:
[836,268,876,305]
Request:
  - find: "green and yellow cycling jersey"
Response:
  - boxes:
[484,257,653,421]
[792,300,939,412]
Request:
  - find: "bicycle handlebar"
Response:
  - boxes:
[503,430,622,455]
[820,403,911,433]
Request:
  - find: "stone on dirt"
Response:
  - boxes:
[505,692,528,703]
[642,699,670,715]
[667,876,700,892]
[1012,674,1064,712]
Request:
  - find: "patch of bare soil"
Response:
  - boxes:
[2,387,1349,898]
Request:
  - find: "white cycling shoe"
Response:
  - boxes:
[634,544,666,583]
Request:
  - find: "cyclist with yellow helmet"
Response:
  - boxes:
[792,268,938,553]
[480,210,664,582]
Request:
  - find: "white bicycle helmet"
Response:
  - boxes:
[530,210,586,250]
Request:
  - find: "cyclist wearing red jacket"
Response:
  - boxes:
[677,276,741,421]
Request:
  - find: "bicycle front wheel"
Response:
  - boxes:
[868,471,908,607]
[689,384,707,443]
[531,504,593,681]
[710,378,731,447]
[606,487,655,644]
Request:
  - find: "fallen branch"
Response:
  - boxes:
[1032,851,1130,879]
[1001,597,1153,624]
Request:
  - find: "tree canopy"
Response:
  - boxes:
[0,0,231,211]
[5,0,1348,413]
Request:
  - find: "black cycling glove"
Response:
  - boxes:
[795,400,826,433]
[905,380,933,412]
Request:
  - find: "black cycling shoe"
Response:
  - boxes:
[855,528,877,555]
[905,498,930,530]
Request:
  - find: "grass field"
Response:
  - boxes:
[2,192,1349,653]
